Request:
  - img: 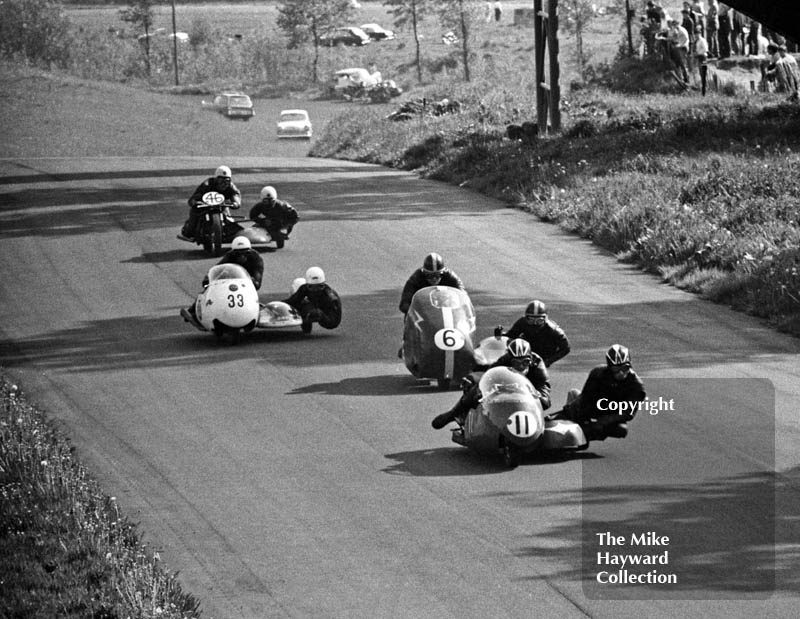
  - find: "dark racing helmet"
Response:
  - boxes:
[606,344,631,367]
[422,252,444,275]
[525,300,546,317]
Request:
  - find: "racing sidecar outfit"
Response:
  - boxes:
[182,177,242,239]
[432,352,550,429]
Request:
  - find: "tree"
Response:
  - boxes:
[120,0,157,77]
[277,0,356,83]
[560,0,597,82]
[0,0,72,67]
[435,0,482,82]
[385,0,433,84]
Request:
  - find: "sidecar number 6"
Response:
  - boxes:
[434,328,464,351]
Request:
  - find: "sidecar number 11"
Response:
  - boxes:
[434,328,465,351]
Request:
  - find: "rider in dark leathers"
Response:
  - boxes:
[554,344,646,440]
[499,300,570,367]
[399,252,465,314]
[283,267,342,334]
[248,185,299,249]
[180,165,242,241]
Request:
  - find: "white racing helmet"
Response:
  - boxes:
[260,185,277,200]
[231,237,251,251]
[305,266,325,285]
[215,165,232,178]
[291,277,306,294]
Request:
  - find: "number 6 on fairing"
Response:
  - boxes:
[434,328,465,351]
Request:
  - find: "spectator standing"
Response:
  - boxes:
[746,20,760,56]
[694,26,709,95]
[731,9,746,55]
[705,1,719,57]
[493,1,502,23]
[717,3,731,58]
[666,19,691,84]
[690,1,705,37]
[646,1,666,28]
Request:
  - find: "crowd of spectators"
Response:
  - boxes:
[641,2,798,99]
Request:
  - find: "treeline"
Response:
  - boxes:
[63,0,270,4]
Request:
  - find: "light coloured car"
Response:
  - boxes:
[330,67,381,95]
[201,92,254,121]
[276,109,312,140]
[360,23,395,41]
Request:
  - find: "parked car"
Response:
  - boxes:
[330,67,381,96]
[201,92,254,121]
[276,109,312,139]
[360,23,395,41]
[320,27,371,47]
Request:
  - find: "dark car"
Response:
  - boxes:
[320,27,371,47]
[201,92,254,121]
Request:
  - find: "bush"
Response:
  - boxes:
[0,0,72,68]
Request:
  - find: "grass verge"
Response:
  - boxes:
[0,375,202,619]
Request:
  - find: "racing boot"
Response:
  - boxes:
[432,408,459,430]
[582,421,607,441]
[605,423,628,439]
[432,396,471,430]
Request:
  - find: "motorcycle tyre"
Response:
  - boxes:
[210,212,223,257]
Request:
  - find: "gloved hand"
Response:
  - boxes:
[494,325,504,338]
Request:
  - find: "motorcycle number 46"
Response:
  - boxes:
[202,191,225,205]
[506,411,538,438]
[434,328,465,351]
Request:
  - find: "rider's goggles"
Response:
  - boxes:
[525,314,546,323]
[610,364,631,377]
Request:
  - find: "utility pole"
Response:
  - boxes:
[171,0,179,86]
[534,0,560,134]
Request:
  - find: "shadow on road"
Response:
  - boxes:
[510,465,800,597]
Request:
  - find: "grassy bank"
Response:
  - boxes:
[310,76,800,336]
[0,376,202,619]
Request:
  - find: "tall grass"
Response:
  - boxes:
[0,377,201,619]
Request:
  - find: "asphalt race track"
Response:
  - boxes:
[1,153,799,619]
